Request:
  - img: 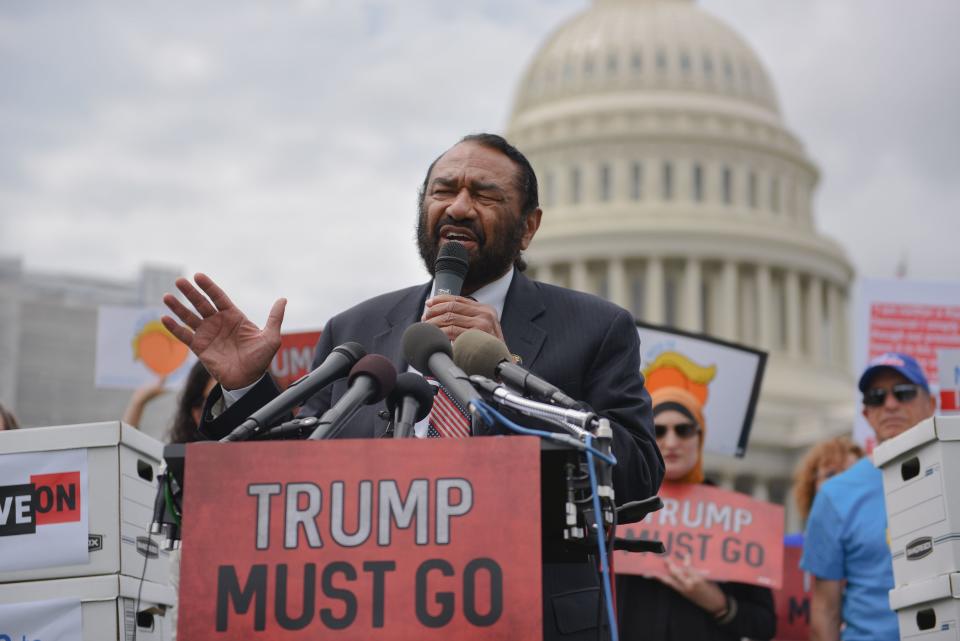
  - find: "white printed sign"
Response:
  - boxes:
[0,597,82,641]
[95,305,196,389]
[938,349,960,413]
[0,449,89,572]
[636,323,767,457]
[853,279,960,449]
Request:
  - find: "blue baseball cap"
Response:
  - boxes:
[858,352,930,393]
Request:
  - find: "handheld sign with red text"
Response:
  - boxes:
[271,331,323,390]
[772,540,810,640]
[615,482,783,588]
[178,438,542,640]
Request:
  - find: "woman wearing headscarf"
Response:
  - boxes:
[617,384,776,640]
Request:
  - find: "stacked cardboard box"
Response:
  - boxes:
[0,422,175,640]
[874,415,960,640]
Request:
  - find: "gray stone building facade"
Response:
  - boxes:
[0,256,181,441]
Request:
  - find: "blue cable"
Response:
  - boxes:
[471,400,617,465]
[585,434,619,641]
[472,400,619,640]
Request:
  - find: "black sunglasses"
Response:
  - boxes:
[654,422,700,439]
[863,383,920,407]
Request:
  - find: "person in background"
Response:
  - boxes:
[0,403,19,430]
[122,377,168,428]
[121,362,214,443]
[166,361,214,444]
[802,352,936,641]
[793,436,864,525]
[617,386,776,641]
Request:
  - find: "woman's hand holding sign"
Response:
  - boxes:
[657,553,729,617]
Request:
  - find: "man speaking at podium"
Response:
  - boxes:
[162,133,663,640]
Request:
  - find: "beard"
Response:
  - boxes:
[416,205,526,293]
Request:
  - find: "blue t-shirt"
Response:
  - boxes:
[800,457,898,641]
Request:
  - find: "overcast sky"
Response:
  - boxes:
[2,0,958,331]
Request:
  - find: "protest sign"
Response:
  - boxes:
[95,305,195,389]
[636,322,766,457]
[615,482,783,588]
[270,331,323,390]
[938,349,960,413]
[0,449,89,572]
[772,540,810,640]
[178,438,542,640]
[853,279,960,449]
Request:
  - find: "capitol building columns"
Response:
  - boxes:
[644,257,665,325]
[508,0,856,528]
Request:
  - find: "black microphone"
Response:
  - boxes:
[221,342,366,442]
[431,241,469,297]
[452,329,580,409]
[402,322,481,421]
[307,354,397,440]
[386,372,435,438]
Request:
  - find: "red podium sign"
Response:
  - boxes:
[178,438,543,640]
[614,482,784,588]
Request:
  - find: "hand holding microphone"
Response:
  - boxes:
[422,241,504,342]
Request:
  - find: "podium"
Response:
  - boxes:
[169,436,624,641]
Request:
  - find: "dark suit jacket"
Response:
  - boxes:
[201,270,664,639]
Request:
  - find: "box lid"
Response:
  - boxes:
[0,574,175,606]
[873,418,936,468]
[0,421,163,460]
[889,572,960,610]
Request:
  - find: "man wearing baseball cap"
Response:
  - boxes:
[801,352,936,641]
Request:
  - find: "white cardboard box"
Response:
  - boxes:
[874,415,960,587]
[0,573,175,641]
[0,421,171,584]
[888,572,960,640]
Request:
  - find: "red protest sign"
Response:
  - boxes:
[270,331,323,390]
[772,543,810,640]
[614,482,783,588]
[178,438,543,641]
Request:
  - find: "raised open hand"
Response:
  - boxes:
[161,273,286,390]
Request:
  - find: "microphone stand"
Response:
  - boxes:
[468,375,597,437]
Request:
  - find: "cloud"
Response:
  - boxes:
[1,0,957,335]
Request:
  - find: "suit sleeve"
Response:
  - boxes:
[582,308,664,503]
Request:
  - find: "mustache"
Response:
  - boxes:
[432,216,485,247]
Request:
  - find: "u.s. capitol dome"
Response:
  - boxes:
[506,0,854,530]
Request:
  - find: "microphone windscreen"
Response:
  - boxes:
[435,241,469,278]
[402,322,452,374]
[332,341,367,364]
[386,372,436,421]
[348,354,397,403]
[452,329,512,379]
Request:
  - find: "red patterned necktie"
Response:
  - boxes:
[425,378,472,438]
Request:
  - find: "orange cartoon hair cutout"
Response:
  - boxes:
[132,319,189,376]
[642,351,716,406]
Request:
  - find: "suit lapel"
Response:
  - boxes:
[361,283,430,437]
[500,271,547,369]
[371,283,431,369]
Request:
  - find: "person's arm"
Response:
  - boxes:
[656,557,777,640]
[801,489,846,641]
[810,577,843,641]
[582,307,664,503]
[122,376,167,428]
